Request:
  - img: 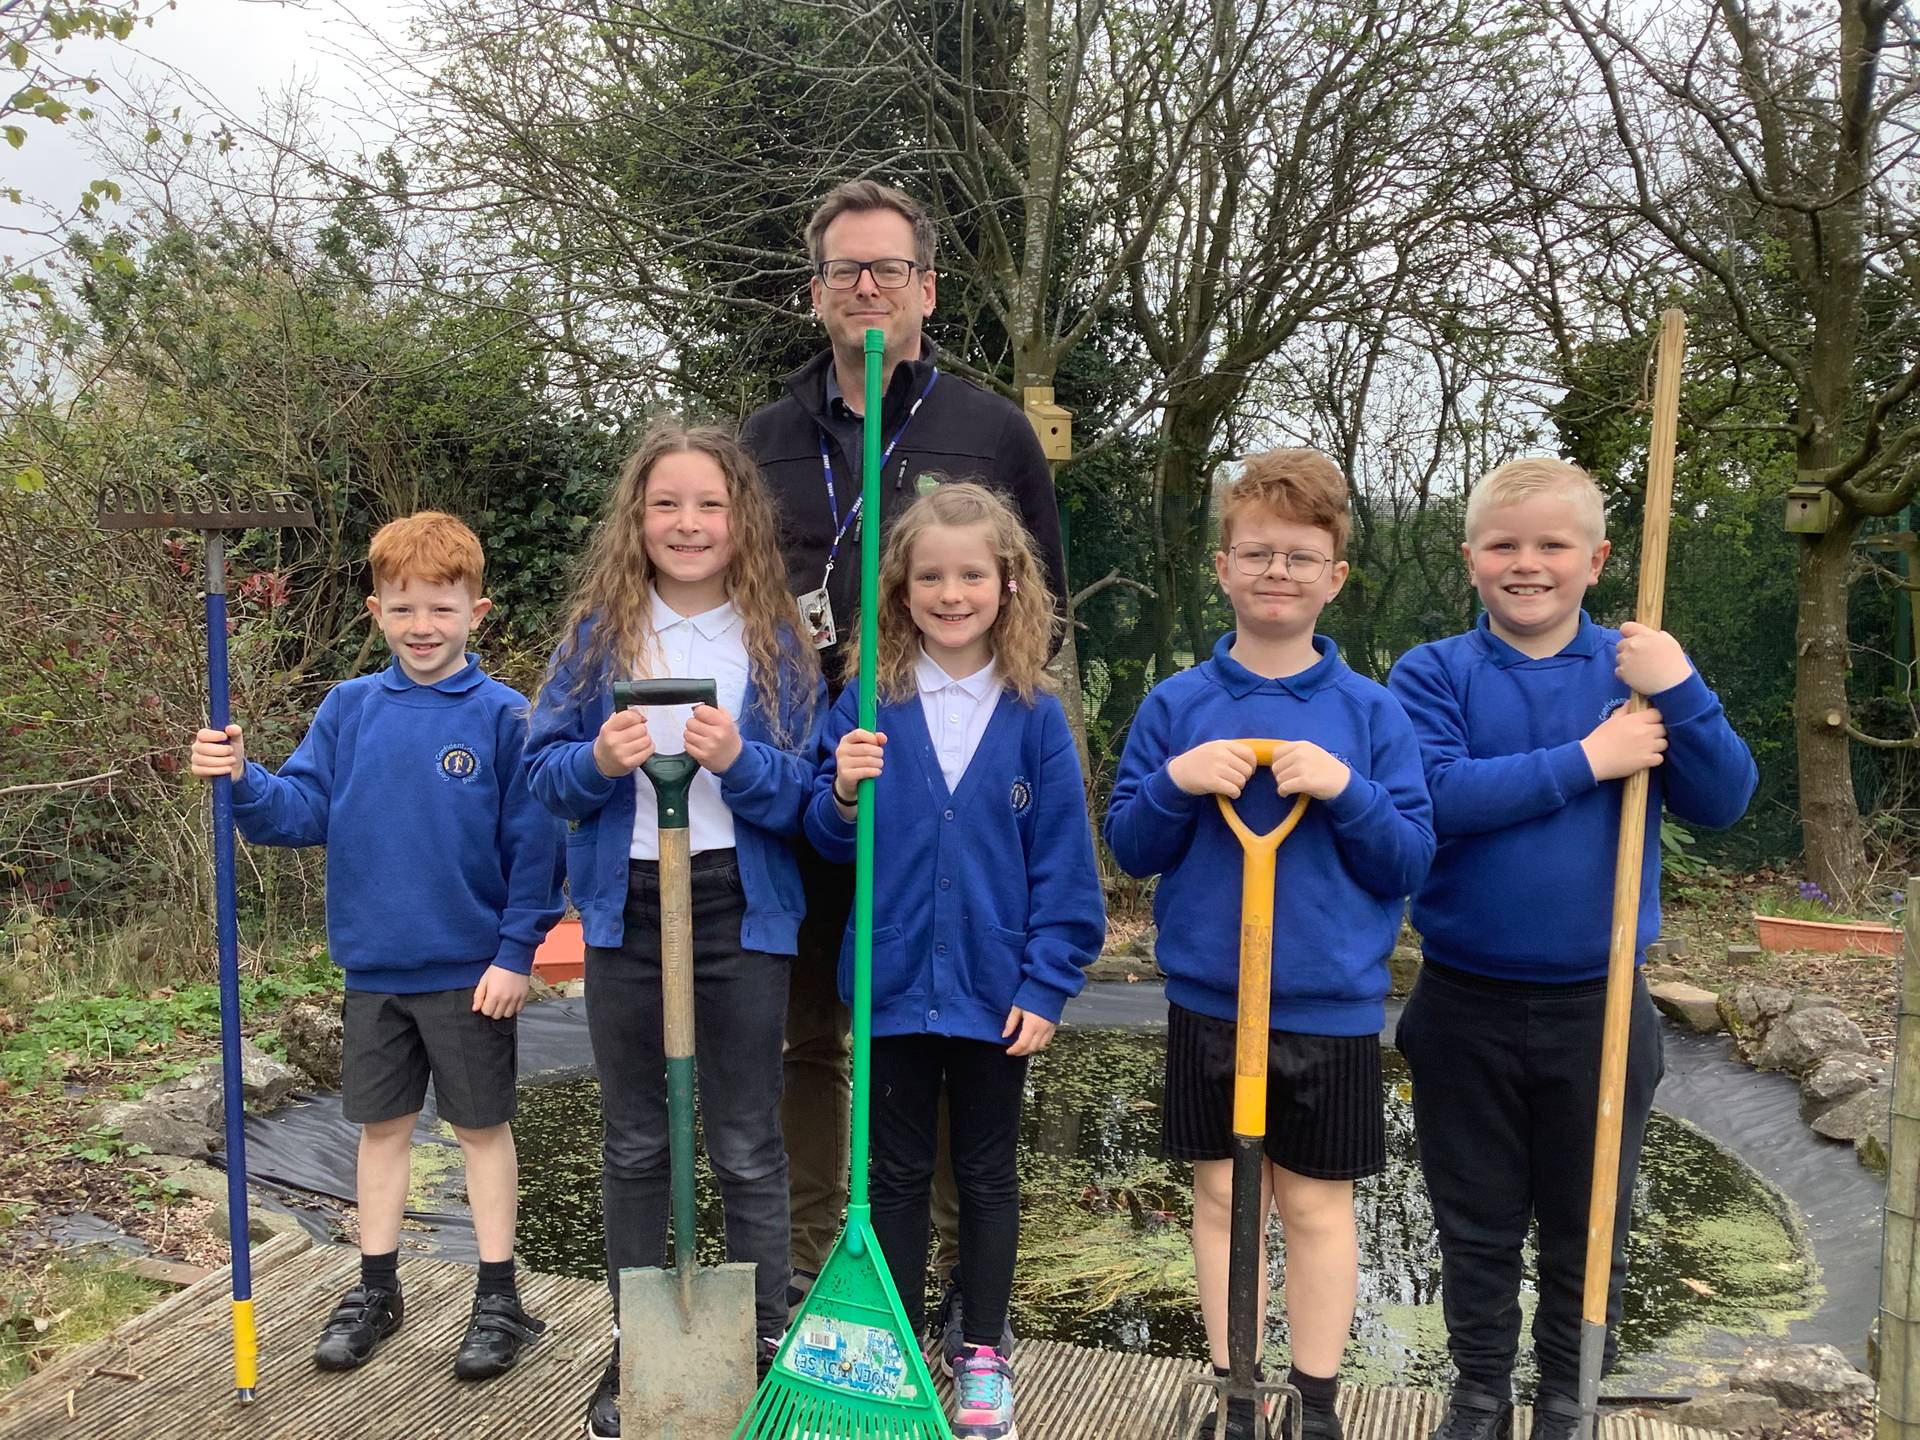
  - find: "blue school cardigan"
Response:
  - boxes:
[526,622,824,956]
[803,685,1106,1043]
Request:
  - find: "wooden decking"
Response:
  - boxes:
[0,1235,1734,1440]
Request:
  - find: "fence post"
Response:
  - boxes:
[1881,877,1920,1440]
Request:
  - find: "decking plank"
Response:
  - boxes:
[0,1246,1739,1440]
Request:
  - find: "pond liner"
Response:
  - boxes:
[224,984,1882,1374]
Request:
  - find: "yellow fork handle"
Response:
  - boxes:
[1213,739,1310,1137]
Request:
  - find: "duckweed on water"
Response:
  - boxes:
[512,1028,1812,1389]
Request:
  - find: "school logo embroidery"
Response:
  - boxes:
[914,471,942,496]
[1009,776,1033,814]
[437,744,481,783]
[1599,696,1627,722]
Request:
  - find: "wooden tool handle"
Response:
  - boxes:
[1582,308,1687,1323]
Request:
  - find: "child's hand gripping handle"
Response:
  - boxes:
[1213,739,1311,1139]
[611,677,717,1297]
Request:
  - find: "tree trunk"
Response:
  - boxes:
[1794,521,1866,899]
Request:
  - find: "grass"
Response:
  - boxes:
[0,1254,166,1390]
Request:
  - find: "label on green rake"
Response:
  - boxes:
[784,1317,916,1400]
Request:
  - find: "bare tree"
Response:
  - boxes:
[1557,0,1920,898]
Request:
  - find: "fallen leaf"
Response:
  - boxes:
[1680,1276,1716,1296]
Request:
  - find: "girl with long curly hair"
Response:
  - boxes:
[526,420,822,1436]
[803,481,1105,1440]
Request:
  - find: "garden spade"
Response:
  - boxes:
[1577,309,1688,1440]
[96,483,315,1403]
[611,676,758,1440]
[1173,743,1309,1440]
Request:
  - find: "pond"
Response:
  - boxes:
[509,1028,1813,1393]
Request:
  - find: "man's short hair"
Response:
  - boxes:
[1465,458,1606,544]
[805,181,937,271]
[1218,448,1353,559]
[368,511,486,597]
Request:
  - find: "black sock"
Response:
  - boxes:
[477,1257,517,1300]
[1289,1365,1339,1414]
[361,1249,399,1294]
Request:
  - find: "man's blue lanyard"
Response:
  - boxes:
[818,368,939,580]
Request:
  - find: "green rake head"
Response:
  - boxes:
[732,1214,952,1439]
[96,483,315,532]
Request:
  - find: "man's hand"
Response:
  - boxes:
[1268,740,1351,801]
[472,965,531,1020]
[594,709,654,777]
[682,704,743,773]
[833,729,887,811]
[1581,705,1667,782]
[1614,621,1693,695]
[1167,740,1258,798]
[1003,1006,1057,1057]
[190,724,246,781]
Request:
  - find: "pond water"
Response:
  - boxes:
[511,1028,1813,1393]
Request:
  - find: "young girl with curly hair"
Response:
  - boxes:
[803,481,1105,1440]
[526,420,822,1440]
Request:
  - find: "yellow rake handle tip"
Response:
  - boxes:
[232,1297,258,1392]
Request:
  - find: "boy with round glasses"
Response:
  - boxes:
[1105,448,1434,1440]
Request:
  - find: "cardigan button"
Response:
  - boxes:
[943,808,954,821]
[939,877,951,889]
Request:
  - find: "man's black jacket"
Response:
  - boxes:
[741,345,1068,680]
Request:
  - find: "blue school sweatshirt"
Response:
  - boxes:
[525,622,824,956]
[1387,612,1757,983]
[803,685,1105,1043]
[230,656,565,993]
[1104,635,1434,1037]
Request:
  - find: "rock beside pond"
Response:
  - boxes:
[98,1079,223,1158]
[1732,1342,1874,1409]
[1752,1005,1872,1076]
[282,999,344,1089]
[1809,1084,1890,1145]
[96,1041,302,1159]
[1719,983,1795,1059]
[1663,1391,1782,1432]
[1650,980,1723,1033]
[1087,925,1159,982]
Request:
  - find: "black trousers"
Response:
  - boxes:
[1395,961,1664,1400]
[585,855,792,1339]
[869,1034,1028,1344]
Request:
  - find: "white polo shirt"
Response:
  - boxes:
[916,649,1002,792]
[629,592,751,859]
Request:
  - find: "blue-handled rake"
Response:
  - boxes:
[98,482,315,1401]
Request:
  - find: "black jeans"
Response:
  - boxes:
[586,854,792,1338]
[1396,961,1664,1400]
[869,1034,1028,1344]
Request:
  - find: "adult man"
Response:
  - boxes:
[745,178,1066,1357]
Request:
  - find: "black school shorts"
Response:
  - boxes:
[1161,1000,1384,1180]
[341,986,518,1130]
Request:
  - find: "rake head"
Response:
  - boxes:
[1170,1370,1301,1440]
[96,483,315,532]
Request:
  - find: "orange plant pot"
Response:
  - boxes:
[1751,913,1900,956]
[532,916,586,983]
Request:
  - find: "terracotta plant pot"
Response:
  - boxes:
[532,916,586,983]
[1751,913,1900,956]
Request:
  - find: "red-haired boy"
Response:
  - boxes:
[189,511,563,1380]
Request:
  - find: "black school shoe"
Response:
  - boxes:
[1430,1385,1514,1440]
[312,1284,404,1371]
[1526,1391,1582,1440]
[585,1345,620,1440]
[452,1291,547,1381]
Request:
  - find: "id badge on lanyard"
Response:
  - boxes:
[800,369,939,649]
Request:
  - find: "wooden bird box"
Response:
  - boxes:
[1023,386,1073,462]
[1784,482,1835,534]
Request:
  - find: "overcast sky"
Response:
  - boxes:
[7,1,398,232]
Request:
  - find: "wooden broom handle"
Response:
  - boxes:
[1582,308,1687,1324]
